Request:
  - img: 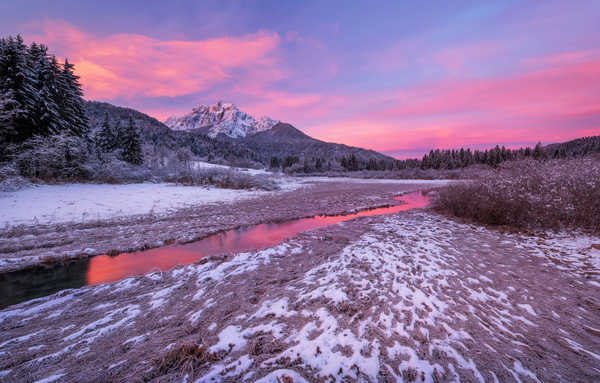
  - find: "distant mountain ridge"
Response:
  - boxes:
[85,101,397,171]
[164,101,279,138]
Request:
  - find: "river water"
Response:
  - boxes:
[0,191,429,308]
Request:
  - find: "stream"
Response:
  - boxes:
[0,191,430,308]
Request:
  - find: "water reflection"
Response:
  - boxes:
[0,260,89,308]
[86,191,429,285]
[0,191,429,308]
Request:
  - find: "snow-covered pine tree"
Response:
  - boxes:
[31,53,61,136]
[121,117,143,165]
[1,36,90,143]
[58,58,89,137]
[95,113,117,153]
[0,35,38,143]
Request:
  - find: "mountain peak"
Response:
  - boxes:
[165,101,279,138]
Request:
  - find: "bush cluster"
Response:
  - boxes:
[434,157,600,232]
[165,167,280,191]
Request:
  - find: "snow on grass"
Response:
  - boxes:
[192,160,271,176]
[146,281,185,309]
[0,174,450,228]
[0,182,282,226]
[254,369,309,383]
[0,294,75,324]
[62,304,141,344]
[209,325,247,353]
[302,176,453,185]
[517,231,600,281]
[3,209,596,382]
[0,330,44,348]
[32,373,65,383]
[191,242,296,301]
[249,297,296,320]
[197,211,560,381]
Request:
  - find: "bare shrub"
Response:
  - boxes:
[166,167,280,191]
[434,157,600,232]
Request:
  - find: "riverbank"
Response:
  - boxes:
[0,178,449,273]
[1,208,599,382]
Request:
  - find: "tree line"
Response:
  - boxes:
[0,35,143,165]
[95,114,144,165]
[0,35,87,143]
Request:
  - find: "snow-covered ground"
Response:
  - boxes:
[191,160,270,175]
[0,177,450,228]
[1,210,598,382]
[0,183,281,227]
[302,176,452,185]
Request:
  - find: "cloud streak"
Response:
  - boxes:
[25,20,281,99]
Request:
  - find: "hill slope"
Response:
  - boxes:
[86,101,398,171]
[544,135,600,158]
[242,123,394,166]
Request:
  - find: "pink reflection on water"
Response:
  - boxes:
[86,191,429,285]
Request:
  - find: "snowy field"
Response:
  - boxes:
[191,160,270,175]
[0,183,283,227]
[0,178,450,227]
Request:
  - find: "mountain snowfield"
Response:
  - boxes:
[164,101,279,138]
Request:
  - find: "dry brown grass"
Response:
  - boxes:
[152,343,221,379]
[434,157,600,232]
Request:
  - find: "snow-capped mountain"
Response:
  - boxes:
[164,101,279,138]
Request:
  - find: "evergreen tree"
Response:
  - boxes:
[95,113,117,153]
[269,156,280,169]
[31,54,61,136]
[121,117,143,165]
[533,142,545,160]
[0,35,89,143]
[0,35,37,142]
[58,58,89,137]
[315,157,323,170]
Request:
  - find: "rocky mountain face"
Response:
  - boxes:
[164,101,279,138]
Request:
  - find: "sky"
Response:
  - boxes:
[1,0,599,158]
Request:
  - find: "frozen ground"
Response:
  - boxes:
[191,161,271,175]
[0,183,277,227]
[0,177,312,227]
[0,178,450,228]
[1,209,599,382]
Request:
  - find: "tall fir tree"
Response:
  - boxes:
[58,58,88,137]
[121,117,143,165]
[0,35,37,142]
[0,35,89,143]
[32,54,61,136]
[95,113,117,153]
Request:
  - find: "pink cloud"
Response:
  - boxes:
[24,20,282,99]
[433,42,505,75]
[306,51,600,155]
[377,54,600,120]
